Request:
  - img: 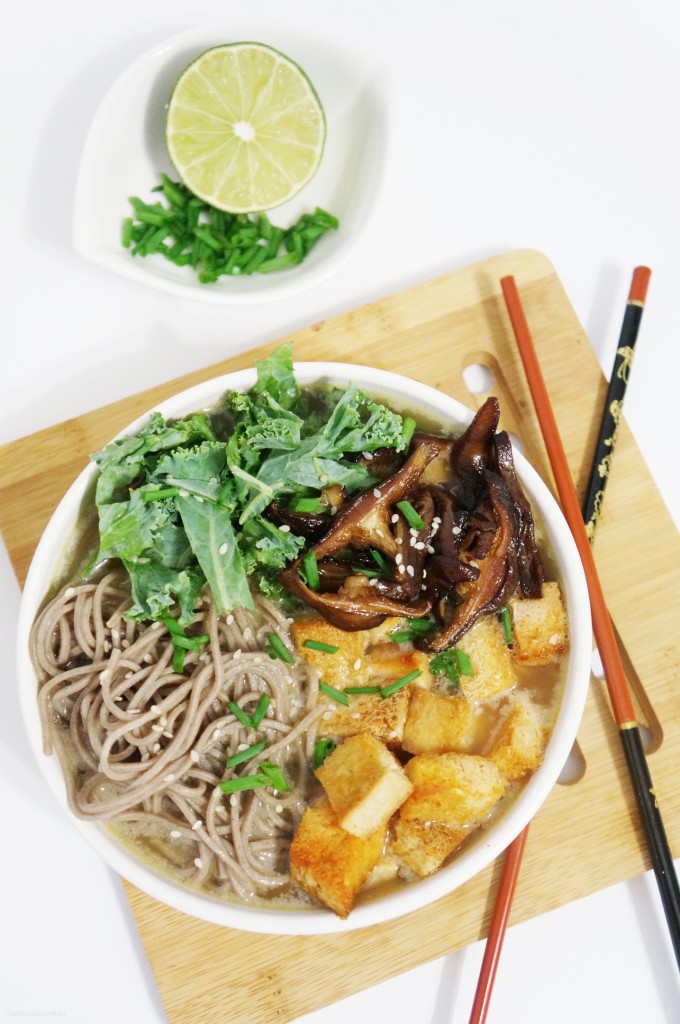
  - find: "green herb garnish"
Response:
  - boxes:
[300,549,320,590]
[429,647,474,690]
[259,761,290,793]
[124,175,339,283]
[218,775,270,794]
[402,416,417,447]
[227,701,253,728]
[499,606,514,646]
[250,694,271,729]
[303,639,340,654]
[313,738,336,769]
[266,633,294,663]
[226,739,267,768]
[318,680,350,705]
[390,618,437,643]
[380,669,422,697]
[396,500,426,531]
[344,686,382,695]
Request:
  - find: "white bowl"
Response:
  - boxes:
[16,363,592,934]
[73,25,387,304]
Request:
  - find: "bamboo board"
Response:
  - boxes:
[2,249,678,1023]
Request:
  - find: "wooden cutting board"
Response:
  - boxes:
[2,249,678,1024]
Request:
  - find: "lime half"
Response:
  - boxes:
[166,42,326,214]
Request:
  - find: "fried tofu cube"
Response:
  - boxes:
[399,752,506,827]
[289,799,386,918]
[368,646,434,690]
[456,616,517,703]
[402,688,478,755]
[510,581,568,665]
[391,817,467,878]
[487,700,546,782]
[362,850,401,892]
[315,733,413,838]
[318,688,411,746]
[291,616,364,691]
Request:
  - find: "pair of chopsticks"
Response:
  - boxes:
[469,267,680,1023]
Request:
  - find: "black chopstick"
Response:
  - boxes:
[582,266,651,538]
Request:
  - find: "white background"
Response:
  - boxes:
[2,1,679,1022]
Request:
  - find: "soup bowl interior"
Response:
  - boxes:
[16,361,592,935]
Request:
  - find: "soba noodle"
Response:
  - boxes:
[30,568,323,905]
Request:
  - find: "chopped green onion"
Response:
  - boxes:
[396,500,426,531]
[370,549,392,577]
[142,487,181,502]
[302,639,339,654]
[300,549,320,591]
[344,686,382,695]
[266,633,294,663]
[259,761,290,793]
[249,694,271,729]
[499,606,514,645]
[227,701,253,728]
[318,680,350,705]
[290,497,325,513]
[313,738,336,769]
[380,669,422,698]
[162,616,185,637]
[402,416,417,447]
[121,217,134,247]
[172,647,186,673]
[170,633,210,652]
[226,739,267,768]
[390,618,436,643]
[454,648,474,676]
[352,566,381,578]
[218,774,270,794]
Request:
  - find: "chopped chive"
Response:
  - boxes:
[313,738,336,769]
[162,616,185,637]
[266,633,294,663]
[121,217,134,247]
[344,686,382,695]
[302,639,339,654]
[171,633,210,652]
[172,647,186,673]
[407,618,437,634]
[352,566,381,578]
[142,487,181,502]
[249,693,271,729]
[218,774,269,794]
[370,549,391,577]
[300,549,320,591]
[318,680,350,705]
[259,761,289,793]
[429,649,463,691]
[226,739,267,768]
[290,496,325,513]
[389,631,416,644]
[454,648,474,676]
[402,416,417,447]
[380,669,422,698]
[499,606,514,645]
[227,701,253,728]
[396,500,426,531]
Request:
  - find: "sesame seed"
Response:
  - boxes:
[275,803,284,813]
[409,537,416,547]
[127,708,141,715]
[453,526,462,535]
[162,730,173,738]
[410,527,418,536]
[151,704,161,714]
[549,634,560,644]
[103,641,110,653]
[422,569,428,578]
[353,659,362,670]
[232,649,242,661]
[279,524,291,533]
[391,513,399,524]
[351,712,361,719]
[153,743,161,753]
[395,537,403,545]
[163,773,175,783]
[124,672,133,680]
[322,710,334,721]
[191,820,203,831]
[406,565,415,577]
[178,489,189,498]
[212,729,221,741]
[226,614,234,625]
[219,543,228,555]
[143,654,153,664]
[64,587,75,598]
[194,858,203,869]
[159,715,168,726]
[122,639,130,649]
[373,488,382,498]
[395,553,403,564]
[151,724,164,733]
[100,670,109,682]
[369,578,378,587]
[415,541,425,550]
[169,829,181,839]
[426,545,435,554]
[398,564,406,574]
[363,451,374,460]
[190,750,200,763]
[230,795,238,807]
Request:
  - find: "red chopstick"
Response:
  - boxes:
[468,273,680,1023]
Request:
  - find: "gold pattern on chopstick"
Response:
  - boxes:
[616,346,635,382]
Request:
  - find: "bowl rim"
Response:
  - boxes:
[16,361,592,935]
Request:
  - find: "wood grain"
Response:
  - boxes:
[2,249,678,1023]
